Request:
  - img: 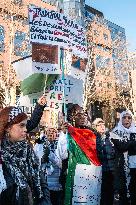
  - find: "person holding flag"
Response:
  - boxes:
[63,104,102,205]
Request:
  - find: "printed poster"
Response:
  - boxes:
[32,43,61,74]
[64,51,88,80]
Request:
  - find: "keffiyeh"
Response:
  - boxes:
[1,139,43,199]
[8,107,23,122]
[0,147,6,193]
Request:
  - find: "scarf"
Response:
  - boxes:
[1,139,43,199]
[0,144,7,193]
[112,111,136,190]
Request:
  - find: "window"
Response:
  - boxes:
[41,0,56,5]
[0,26,4,52]
[14,31,31,57]
[96,55,110,69]
[94,30,99,37]
[13,0,22,5]
[103,33,108,41]
[107,82,112,89]
[123,72,129,83]
[98,81,102,87]
[103,47,110,52]
[0,61,4,84]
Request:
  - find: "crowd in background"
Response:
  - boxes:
[1,96,136,205]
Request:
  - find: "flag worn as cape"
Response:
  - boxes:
[65,126,101,205]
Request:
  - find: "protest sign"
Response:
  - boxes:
[17,76,84,111]
[44,76,84,111]
[64,51,88,80]
[17,74,84,112]
[32,43,61,74]
[29,5,87,58]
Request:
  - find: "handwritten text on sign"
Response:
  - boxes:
[32,62,61,74]
[45,76,84,110]
[29,5,87,58]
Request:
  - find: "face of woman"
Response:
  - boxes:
[122,114,132,129]
[7,119,27,142]
[96,122,106,135]
[74,108,88,128]
[47,128,57,142]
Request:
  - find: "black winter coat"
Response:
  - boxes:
[0,103,51,205]
[0,164,51,205]
[110,137,136,192]
[26,103,45,132]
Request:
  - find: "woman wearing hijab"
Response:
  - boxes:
[0,106,51,205]
[112,110,136,205]
[93,115,136,205]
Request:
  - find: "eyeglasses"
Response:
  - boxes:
[74,112,88,118]
[122,116,132,120]
[96,123,105,127]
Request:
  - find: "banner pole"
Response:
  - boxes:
[60,48,67,121]
[43,74,47,95]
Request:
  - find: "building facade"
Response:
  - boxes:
[63,0,85,26]
[128,52,136,116]
[85,4,130,126]
[0,0,56,105]
[85,6,117,124]
[107,20,129,86]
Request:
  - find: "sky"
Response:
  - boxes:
[85,0,136,52]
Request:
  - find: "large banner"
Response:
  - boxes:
[32,43,61,74]
[29,5,87,58]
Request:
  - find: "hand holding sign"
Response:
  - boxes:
[38,95,47,106]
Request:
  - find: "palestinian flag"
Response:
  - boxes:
[12,56,58,96]
[21,73,58,95]
[65,126,102,205]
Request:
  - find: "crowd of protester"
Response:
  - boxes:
[1,97,136,205]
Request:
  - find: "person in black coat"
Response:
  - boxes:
[112,110,136,205]
[93,117,136,205]
[0,98,51,205]
[26,95,47,132]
